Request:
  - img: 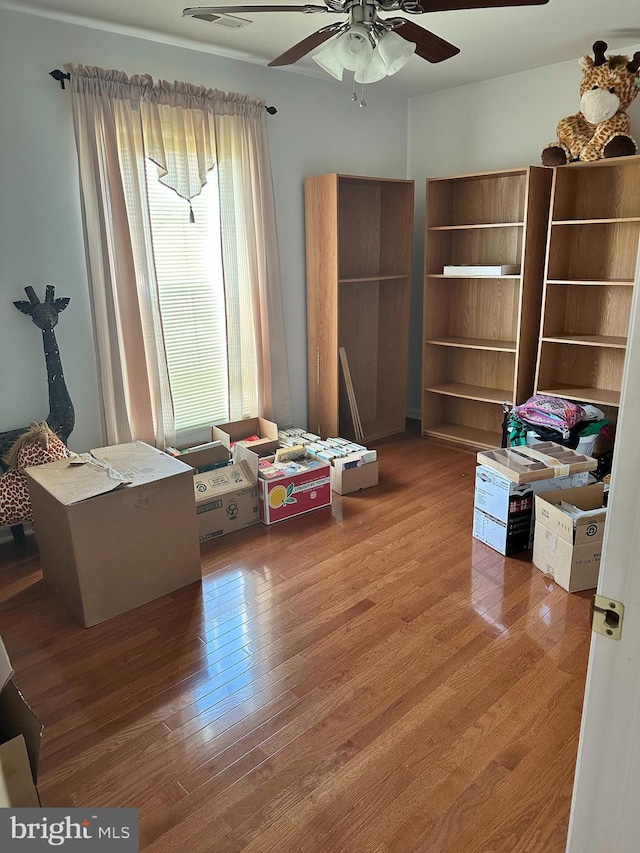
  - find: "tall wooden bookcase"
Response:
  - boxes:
[422,166,553,448]
[305,173,414,442]
[535,155,640,425]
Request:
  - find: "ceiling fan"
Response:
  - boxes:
[183,0,549,79]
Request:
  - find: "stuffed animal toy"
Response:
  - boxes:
[0,422,69,528]
[542,41,640,166]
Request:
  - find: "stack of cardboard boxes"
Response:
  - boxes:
[473,442,608,592]
[22,418,380,628]
[189,420,379,538]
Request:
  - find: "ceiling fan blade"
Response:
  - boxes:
[412,0,548,11]
[392,20,459,63]
[268,23,346,66]
[183,5,329,16]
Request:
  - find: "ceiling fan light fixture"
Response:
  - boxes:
[334,24,373,72]
[313,39,344,80]
[354,47,387,84]
[377,29,416,76]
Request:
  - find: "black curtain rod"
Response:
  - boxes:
[49,69,277,114]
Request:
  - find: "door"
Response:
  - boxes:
[566,240,640,851]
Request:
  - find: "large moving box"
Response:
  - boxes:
[0,637,41,807]
[26,442,201,627]
[533,482,607,592]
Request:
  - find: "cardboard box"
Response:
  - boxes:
[533,483,607,592]
[174,441,230,474]
[211,417,280,457]
[0,637,42,807]
[331,461,379,495]
[258,457,331,524]
[26,441,202,627]
[473,464,592,556]
[477,442,597,484]
[193,444,259,541]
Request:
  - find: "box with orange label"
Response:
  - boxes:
[257,456,332,524]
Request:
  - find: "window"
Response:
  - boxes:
[145,159,229,442]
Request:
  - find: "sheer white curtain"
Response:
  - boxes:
[66,65,291,447]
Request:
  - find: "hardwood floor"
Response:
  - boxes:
[0,423,592,852]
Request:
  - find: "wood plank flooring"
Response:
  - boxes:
[0,422,592,852]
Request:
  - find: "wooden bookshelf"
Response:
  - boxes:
[422,167,553,449]
[305,174,414,442]
[535,156,640,415]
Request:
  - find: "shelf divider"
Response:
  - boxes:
[426,336,516,352]
[541,334,627,349]
[537,385,621,407]
[425,382,513,405]
[422,422,502,449]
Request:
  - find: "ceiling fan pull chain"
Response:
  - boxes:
[351,75,357,101]
[359,81,366,109]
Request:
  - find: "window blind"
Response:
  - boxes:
[145,160,229,439]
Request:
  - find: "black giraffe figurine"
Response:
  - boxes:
[0,286,75,545]
[13,285,75,443]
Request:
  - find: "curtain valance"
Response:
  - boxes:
[65,64,266,203]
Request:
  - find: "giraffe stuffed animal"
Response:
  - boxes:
[542,41,640,166]
[0,423,69,528]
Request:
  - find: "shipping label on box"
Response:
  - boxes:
[259,462,331,524]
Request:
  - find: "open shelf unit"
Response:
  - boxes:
[305,174,414,443]
[535,156,640,416]
[422,166,553,448]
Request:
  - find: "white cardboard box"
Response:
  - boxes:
[533,483,607,592]
[26,442,202,627]
[473,464,592,556]
[331,461,379,495]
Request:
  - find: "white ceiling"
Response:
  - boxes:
[9,0,640,98]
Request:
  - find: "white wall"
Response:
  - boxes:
[0,6,409,452]
[3,7,639,446]
[406,48,640,418]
